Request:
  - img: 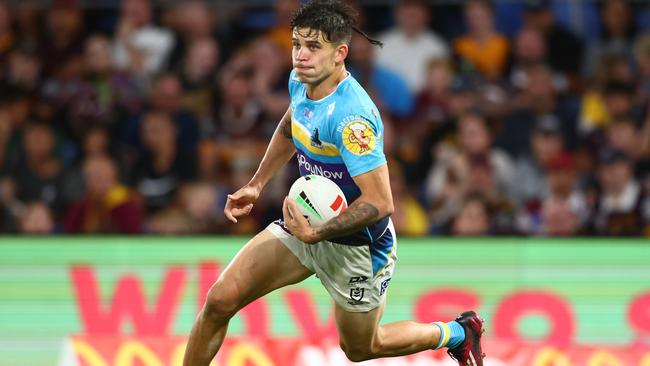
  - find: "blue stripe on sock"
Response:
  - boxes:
[446,321,465,349]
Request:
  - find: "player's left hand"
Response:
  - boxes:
[282,196,320,244]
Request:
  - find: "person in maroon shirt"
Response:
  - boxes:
[63,154,142,233]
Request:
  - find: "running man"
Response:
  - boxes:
[183,1,484,365]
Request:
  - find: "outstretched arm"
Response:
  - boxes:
[248,107,296,190]
[283,164,394,243]
[224,107,295,223]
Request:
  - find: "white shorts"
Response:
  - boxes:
[266,220,398,312]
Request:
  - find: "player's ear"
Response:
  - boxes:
[334,43,348,63]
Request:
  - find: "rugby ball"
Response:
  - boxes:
[287,175,348,226]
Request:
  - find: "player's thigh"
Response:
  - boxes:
[334,302,385,349]
[206,229,314,311]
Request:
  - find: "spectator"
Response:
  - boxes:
[540,197,581,236]
[606,118,639,160]
[510,114,565,206]
[179,37,220,126]
[579,54,635,136]
[130,111,197,213]
[400,58,456,185]
[64,154,142,233]
[112,0,174,77]
[66,34,142,141]
[497,62,579,157]
[61,126,120,205]
[522,0,584,89]
[426,112,514,231]
[123,72,200,156]
[213,62,267,143]
[2,122,65,217]
[348,31,413,118]
[376,0,448,93]
[454,0,509,79]
[592,148,644,235]
[249,37,292,121]
[524,151,589,236]
[39,0,85,78]
[412,58,456,128]
[18,201,55,234]
[265,0,301,55]
[165,1,218,69]
[450,194,491,236]
[508,26,549,90]
[5,44,42,92]
[12,1,43,53]
[148,181,222,234]
[583,0,637,78]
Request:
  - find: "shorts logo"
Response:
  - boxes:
[349,288,365,302]
[379,278,391,296]
[342,120,375,155]
[348,276,368,284]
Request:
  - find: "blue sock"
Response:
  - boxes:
[433,321,465,349]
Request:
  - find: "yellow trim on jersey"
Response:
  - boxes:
[291,119,340,156]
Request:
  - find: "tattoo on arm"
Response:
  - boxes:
[314,201,380,240]
[278,114,292,139]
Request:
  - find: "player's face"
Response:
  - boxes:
[292,27,346,85]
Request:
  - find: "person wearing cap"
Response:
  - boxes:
[509,114,565,207]
[541,151,589,234]
[592,147,644,235]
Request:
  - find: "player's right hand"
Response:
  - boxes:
[224,185,260,223]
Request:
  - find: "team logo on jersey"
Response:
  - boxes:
[327,102,336,116]
[303,108,313,120]
[310,128,323,149]
[342,120,375,155]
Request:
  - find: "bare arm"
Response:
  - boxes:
[283,164,394,243]
[224,107,295,223]
[248,107,296,191]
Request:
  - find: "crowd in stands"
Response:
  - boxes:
[0,0,649,236]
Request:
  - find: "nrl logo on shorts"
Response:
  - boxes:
[349,288,365,303]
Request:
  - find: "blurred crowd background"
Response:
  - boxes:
[0,0,649,237]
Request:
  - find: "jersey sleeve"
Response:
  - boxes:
[332,111,387,177]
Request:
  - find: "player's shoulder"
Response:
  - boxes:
[330,76,380,127]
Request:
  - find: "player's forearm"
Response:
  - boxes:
[312,200,388,242]
[248,113,295,190]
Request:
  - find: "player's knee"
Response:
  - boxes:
[203,284,241,322]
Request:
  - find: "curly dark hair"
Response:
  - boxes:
[291,0,382,47]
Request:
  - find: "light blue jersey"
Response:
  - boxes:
[287,69,390,246]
